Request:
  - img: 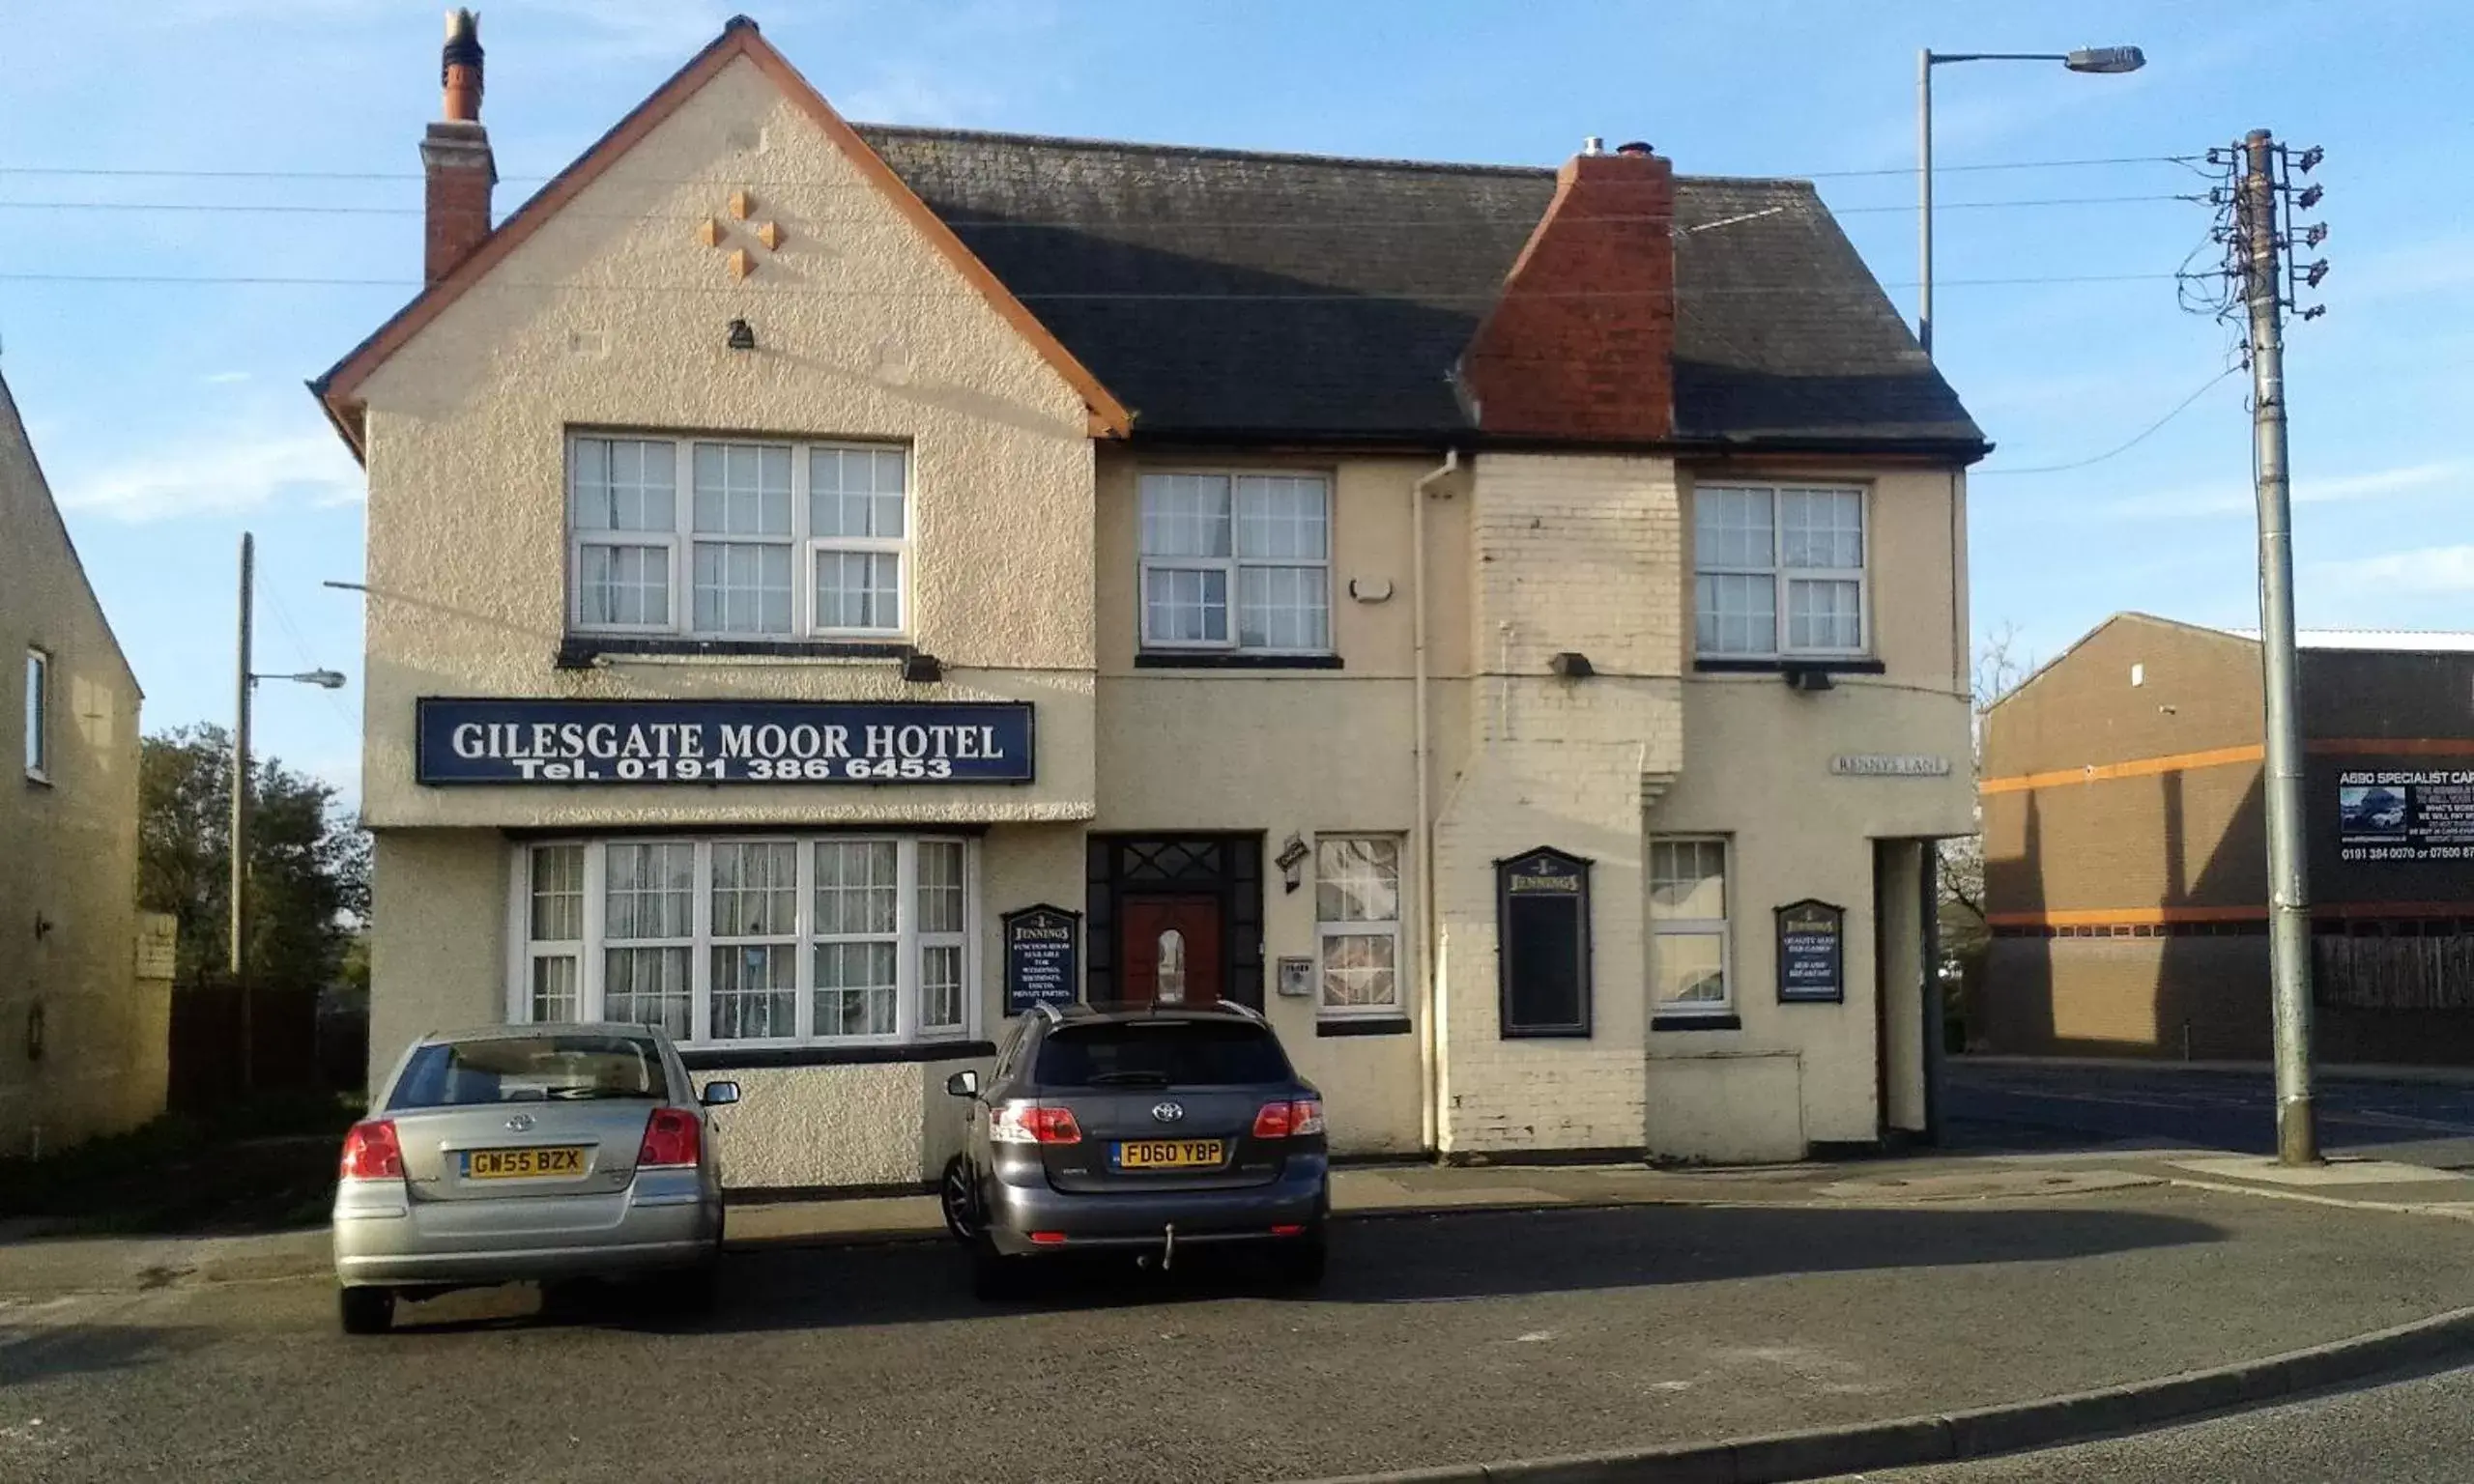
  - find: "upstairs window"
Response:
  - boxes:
[1694,484,1867,658]
[1138,471,1331,654]
[22,647,48,783]
[569,434,909,640]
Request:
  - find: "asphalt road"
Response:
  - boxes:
[1945,1060,2474,1167]
[1834,1362,2474,1483]
[10,1188,2474,1484]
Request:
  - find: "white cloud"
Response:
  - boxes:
[203,370,251,385]
[56,428,361,522]
[2318,545,2474,595]
[2103,459,2470,520]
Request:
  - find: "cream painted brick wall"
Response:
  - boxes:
[1435,452,1685,1155]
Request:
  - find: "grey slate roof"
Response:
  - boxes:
[855,125,1985,453]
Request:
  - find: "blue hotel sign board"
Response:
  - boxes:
[416,699,1035,785]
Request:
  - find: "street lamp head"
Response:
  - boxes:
[300,670,348,690]
[2064,45,2145,74]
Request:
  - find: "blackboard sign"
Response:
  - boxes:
[416,698,1034,785]
[1776,899,1845,1003]
[1497,847,1593,1038]
[1002,904,1081,1016]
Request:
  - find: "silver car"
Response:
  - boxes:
[331,1023,736,1334]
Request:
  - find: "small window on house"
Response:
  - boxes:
[1138,471,1331,654]
[1651,838,1731,1014]
[1694,484,1867,658]
[22,648,48,783]
[527,843,586,1022]
[1317,836,1402,1017]
[568,434,908,641]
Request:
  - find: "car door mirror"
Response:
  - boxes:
[945,1070,979,1099]
[699,1080,740,1107]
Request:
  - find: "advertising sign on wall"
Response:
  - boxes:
[2338,770,2474,862]
[416,699,1034,785]
[1775,899,1846,1004]
[1002,905,1081,1016]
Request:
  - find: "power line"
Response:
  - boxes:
[0,271,2179,295]
[0,152,2206,187]
[1971,364,2242,477]
[0,193,2197,223]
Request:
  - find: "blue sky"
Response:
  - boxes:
[4,0,2466,804]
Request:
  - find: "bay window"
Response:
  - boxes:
[569,433,909,641]
[1138,471,1331,653]
[1694,483,1867,658]
[513,835,976,1047]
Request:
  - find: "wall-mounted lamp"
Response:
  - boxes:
[1549,651,1595,678]
[902,652,944,684]
[726,318,757,351]
[1783,666,1834,694]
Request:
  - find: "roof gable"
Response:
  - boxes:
[312,18,1131,454]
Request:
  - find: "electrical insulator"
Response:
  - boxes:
[2302,223,2329,247]
[2297,184,2324,211]
[2300,304,2327,321]
[2296,145,2325,173]
[2304,261,2330,289]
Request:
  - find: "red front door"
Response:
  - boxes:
[1119,897,1223,1007]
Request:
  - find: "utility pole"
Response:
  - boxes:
[232,532,255,1092]
[2238,128,2317,1165]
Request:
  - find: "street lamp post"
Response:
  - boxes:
[1917,45,2145,357]
[231,529,347,1092]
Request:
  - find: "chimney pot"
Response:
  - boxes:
[1616,140,1654,157]
[1582,136,1605,157]
[442,9,483,123]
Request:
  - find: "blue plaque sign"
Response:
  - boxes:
[415,698,1034,785]
[1002,904,1081,1015]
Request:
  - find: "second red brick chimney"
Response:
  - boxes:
[422,9,495,283]
[1459,139,1677,442]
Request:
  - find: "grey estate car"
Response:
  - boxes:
[939,1001,1330,1297]
[331,1023,736,1333]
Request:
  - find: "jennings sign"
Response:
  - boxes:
[416,699,1034,785]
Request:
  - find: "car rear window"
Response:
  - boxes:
[1034,1019,1291,1089]
[388,1035,670,1110]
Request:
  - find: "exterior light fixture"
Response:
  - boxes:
[726,318,756,351]
[1549,651,1595,678]
[2063,45,2146,73]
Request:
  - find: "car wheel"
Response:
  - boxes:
[337,1285,394,1335]
[939,1156,980,1245]
[1276,1233,1328,1290]
[970,1237,1027,1301]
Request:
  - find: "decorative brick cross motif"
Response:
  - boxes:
[695,187,786,279]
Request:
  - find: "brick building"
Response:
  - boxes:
[1982,613,2474,1063]
[314,14,1984,1188]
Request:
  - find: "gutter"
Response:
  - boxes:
[1410,447,1459,1158]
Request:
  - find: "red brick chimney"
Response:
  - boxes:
[421,9,495,283]
[1459,138,1676,442]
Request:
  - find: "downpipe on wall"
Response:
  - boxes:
[1411,448,1458,1158]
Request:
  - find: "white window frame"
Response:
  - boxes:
[523,842,587,1023]
[1692,483,1870,660]
[506,834,979,1049]
[1314,834,1406,1019]
[1650,836,1733,1016]
[1136,468,1334,656]
[22,646,48,784]
[565,432,913,642]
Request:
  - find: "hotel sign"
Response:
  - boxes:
[416,699,1034,785]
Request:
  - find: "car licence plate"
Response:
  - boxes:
[1113,1139,1223,1171]
[463,1146,590,1180]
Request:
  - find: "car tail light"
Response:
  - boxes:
[638,1107,702,1168]
[1252,1099,1326,1139]
[339,1120,403,1182]
[1028,1231,1069,1246]
[1271,1223,1308,1238]
[990,1101,1082,1145]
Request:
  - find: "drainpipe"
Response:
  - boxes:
[1411,448,1458,1157]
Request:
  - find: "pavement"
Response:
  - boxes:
[1826,1361,2474,1483]
[12,1061,2474,1481]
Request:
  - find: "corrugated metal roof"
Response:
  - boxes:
[2222,627,2474,652]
